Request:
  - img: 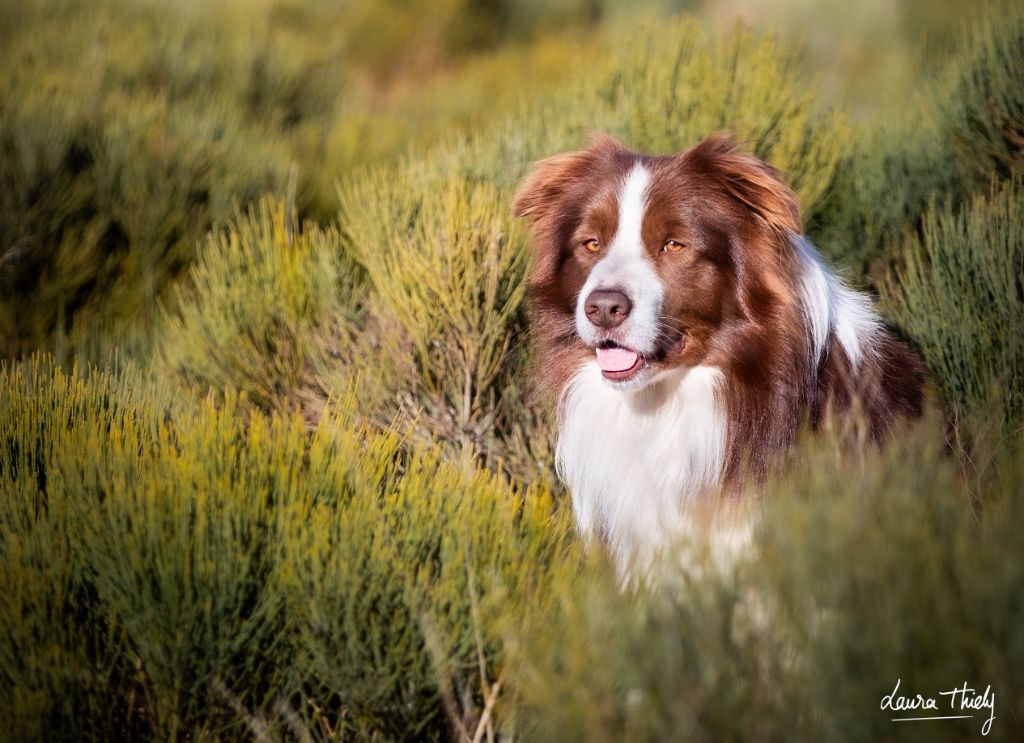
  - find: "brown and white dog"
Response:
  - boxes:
[514,133,925,579]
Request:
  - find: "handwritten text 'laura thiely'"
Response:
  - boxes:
[881,678,996,736]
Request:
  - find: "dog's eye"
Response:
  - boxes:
[582,238,601,253]
[663,239,688,253]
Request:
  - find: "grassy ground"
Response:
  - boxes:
[2,0,1023,740]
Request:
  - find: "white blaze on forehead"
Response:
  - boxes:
[575,161,664,356]
[611,163,651,254]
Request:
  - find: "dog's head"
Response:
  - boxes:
[515,133,803,391]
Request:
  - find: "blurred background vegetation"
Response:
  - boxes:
[1,0,1022,740]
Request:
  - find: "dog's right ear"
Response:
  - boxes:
[513,133,622,226]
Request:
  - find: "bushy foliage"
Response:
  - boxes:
[947,1,1024,180]
[809,113,967,279]
[453,19,851,211]
[0,0,324,360]
[885,177,1024,429]
[806,4,1024,280]
[157,199,357,417]
[0,0,583,360]
[336,169,535,462]
[582,22,849,218]
[0,75,290,361]
[517,420,1024,742]
[0,357,575,740]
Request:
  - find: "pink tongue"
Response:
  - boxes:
[596,347,639,373]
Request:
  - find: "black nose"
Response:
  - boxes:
[585,288,632,329]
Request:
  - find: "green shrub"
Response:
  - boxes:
[750,421,1023,743]
[157,199,357,417]
[809,114,967,279]
[585,21,850,219]
[884,177,1024,428]
[457,19,850,211]
[947,2,1024,180]
[0,358,147,739]
[0,0,586,362]
[0,356,576,739]
[0,85,290,362]
[336,168,532,458]
[516,419,1024,742]
[772,2,1024,282]
[312,33,580,202]
[0,0,302,360]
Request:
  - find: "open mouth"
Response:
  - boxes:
[595,341,646,381]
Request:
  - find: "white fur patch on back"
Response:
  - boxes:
[791,234,880,368]
[557,362,727,580]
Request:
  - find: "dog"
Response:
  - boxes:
[514,133,925,579]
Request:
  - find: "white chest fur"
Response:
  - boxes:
[556,362,727,576]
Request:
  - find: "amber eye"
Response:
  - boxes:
[582,238,601,253]
[663,239,688,253]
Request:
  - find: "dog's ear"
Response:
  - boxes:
[682,133,801,235]
[513,132,624,226]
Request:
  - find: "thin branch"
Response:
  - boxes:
[470,667,507,743]
[420,613,472,743]
[213,676,273,742]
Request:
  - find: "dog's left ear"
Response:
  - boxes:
[682,133,802,236]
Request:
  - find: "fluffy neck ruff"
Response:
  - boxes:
[556,363,728,578]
